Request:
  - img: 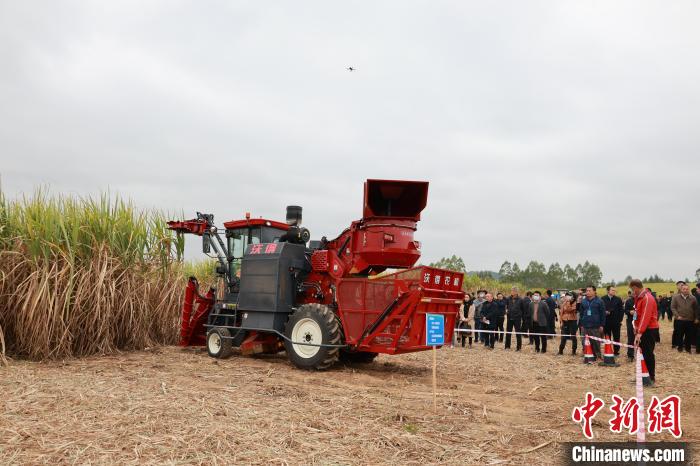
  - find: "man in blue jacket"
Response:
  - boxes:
[578,285,606,360]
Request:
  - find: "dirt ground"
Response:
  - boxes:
[1,319,698,465]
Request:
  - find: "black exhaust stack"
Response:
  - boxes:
[286,205,302,226]
[281,206,310,244]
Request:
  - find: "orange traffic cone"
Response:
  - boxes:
[599,340,619,367]
[639,351,651,385]
[583,335,595,364]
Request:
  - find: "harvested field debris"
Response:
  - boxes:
[1,320,696,465]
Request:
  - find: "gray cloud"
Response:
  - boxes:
[1,1,699,281]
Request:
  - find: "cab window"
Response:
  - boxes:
[261,226,286,243]
[249,227,262,245]
[228,226,286,258]
[228,228,248,259]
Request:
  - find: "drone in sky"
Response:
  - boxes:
[346,66,356,72]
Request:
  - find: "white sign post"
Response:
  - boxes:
[426,314,445,412]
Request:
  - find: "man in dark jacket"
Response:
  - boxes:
[480,292,499,349]
[472,290,486,343]
[505,287,526,351]
[695,284,700,353]
[495,292,506,342]
[578,285,606,360]
[659,294,671,321]
[529,291,550,353]
[624,291,635,361]
[545,289,558,339]
[523,291,533,344]
[602,285,624,355]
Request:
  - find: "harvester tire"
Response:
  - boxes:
[206,327,234,359]
[284,304,342,370]
[339,350,378,364]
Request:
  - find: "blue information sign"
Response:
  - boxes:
[425,313,445,346]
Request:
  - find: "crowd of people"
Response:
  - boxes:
[456,280,699,387]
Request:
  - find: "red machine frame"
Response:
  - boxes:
[173,179,464,357]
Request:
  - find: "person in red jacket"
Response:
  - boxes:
[630,279,660,386]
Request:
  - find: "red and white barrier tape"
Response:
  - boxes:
[454,327,634,348]
[635,348,646,442]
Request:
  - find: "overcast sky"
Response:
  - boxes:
[1,1,698,282]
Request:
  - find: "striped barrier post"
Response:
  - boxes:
[583,335,595,364]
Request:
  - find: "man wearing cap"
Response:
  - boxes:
[630,279,660,386]
[670,283,699,353]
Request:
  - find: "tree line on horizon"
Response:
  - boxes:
[427,256,604,289]
[428,256,698,290]
[498,260,602,289]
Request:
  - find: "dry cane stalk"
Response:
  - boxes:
[0,247,183,360]
[0,323,7,366]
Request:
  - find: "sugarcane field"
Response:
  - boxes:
[2,3,700,466]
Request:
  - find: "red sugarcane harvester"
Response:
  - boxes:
[168,179,464,370]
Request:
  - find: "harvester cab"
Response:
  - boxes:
[169,179,464,370]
